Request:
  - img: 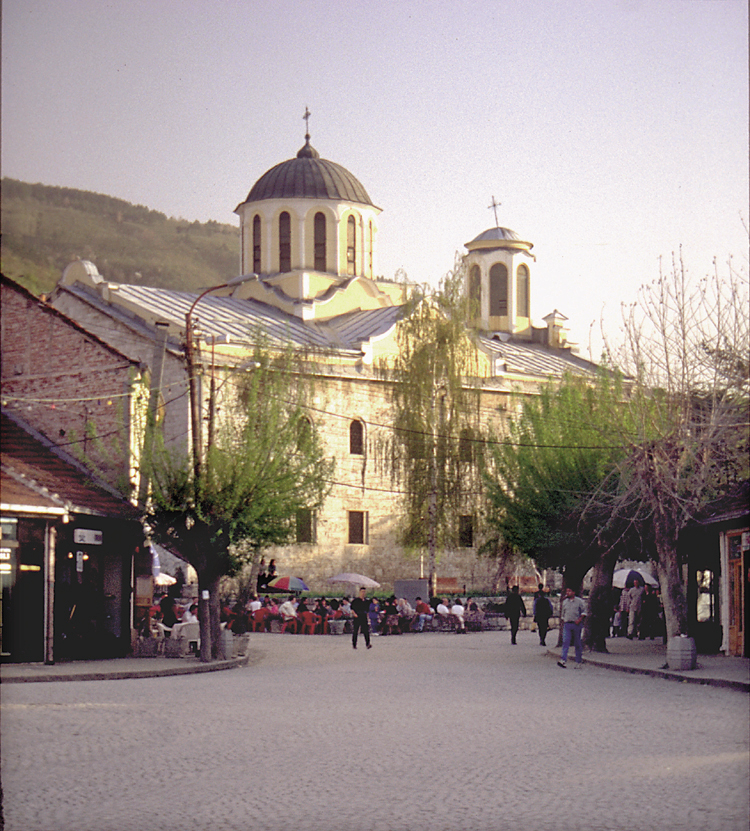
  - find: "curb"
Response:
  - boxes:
[0,649,255,684]
[545,650,750,693]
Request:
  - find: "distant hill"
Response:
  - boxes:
[1,178,239,296]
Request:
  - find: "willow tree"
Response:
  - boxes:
[485,369,643,650]
[377,264,487,596]
[144,348,332,661]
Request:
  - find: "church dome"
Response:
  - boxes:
[244,138,375,207]
[465,226,533,253]
[469,227,521,243]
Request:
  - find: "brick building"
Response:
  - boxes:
[1,277,150,661]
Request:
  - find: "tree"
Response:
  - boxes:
[485,370,637,650]
[144,348,332,661]
[376,264,487,596]
[602,251,749,640]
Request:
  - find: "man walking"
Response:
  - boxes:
[504,585,527,644]
[627,578,645,639]
[533,584,553,646]
[351,586,372,650]
[558,586,587,668]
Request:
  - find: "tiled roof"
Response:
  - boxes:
[1,412,139,518]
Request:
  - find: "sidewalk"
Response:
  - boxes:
[2,634,748,690]
[547,635,750,692]
[0,650,253,683]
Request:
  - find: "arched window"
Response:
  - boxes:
[349,419,364,455]
[489,263,508,316]
[252,214,261,273]
[368,220,373,275]
[279,211,291,272]
[469,265,481,311]
[516,264,529,317]
[314,212,326,271]
[347,215,356,275]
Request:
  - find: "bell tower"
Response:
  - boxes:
[464,208,535,339]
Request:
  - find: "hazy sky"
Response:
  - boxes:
[2,0,747,358]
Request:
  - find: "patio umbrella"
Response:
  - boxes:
[154,572,176,586]
[266,576,309,593]
[327,572,381,589]
[612,568,658,589]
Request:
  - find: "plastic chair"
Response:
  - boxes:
[299,611,318,635]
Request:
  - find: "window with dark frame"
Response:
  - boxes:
[348,510,367,544]
[314,212,326,271]
[349,419,364,455]
[346,215,356,275]
[517,264,530,318]
[459,515,474,548]
[253,214,261,273]
[489,262,508,316]
[296,509,314,544]
[279,211,291,272]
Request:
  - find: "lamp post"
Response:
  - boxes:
[184,274,256,479]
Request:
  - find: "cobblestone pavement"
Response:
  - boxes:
[2,630,748,831]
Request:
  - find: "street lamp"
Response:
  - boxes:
[184,274,256,478]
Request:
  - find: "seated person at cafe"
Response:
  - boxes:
[279,596,299,633]
[181,603,199,624]
[159,593,180,628]
[414,597,433,632]
[451,598,466,633]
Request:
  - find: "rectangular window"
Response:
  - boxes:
[459,515,474,548]
[348,510,368,545]
[296,509,315,544]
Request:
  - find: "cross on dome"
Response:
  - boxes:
[488,196,501,228]
[303,106,311,140]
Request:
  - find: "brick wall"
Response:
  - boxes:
[1,279,140,491]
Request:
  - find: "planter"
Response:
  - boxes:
[667,636,697,670]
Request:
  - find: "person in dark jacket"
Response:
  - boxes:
[351,587,372,650]
[532,583,553,646]
[504,585,527,644]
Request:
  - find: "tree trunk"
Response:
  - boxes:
[583,548,618,653]
[197,570,225,662]
[655,541,689,640]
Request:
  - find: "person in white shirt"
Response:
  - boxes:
[436,599,451,618]
[451,599,466,633]
[248,595,262,614]
[557,587,587,668]
[181,603,198,623]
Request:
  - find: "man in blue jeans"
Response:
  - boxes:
[558,586,587,668]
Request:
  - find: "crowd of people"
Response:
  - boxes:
[217,591,513,637]
[613,579,665,641]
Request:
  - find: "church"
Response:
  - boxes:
[46,125,599,594]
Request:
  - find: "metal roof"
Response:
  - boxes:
[77,283,404,356]
[479,334,597,379]
[243,140,375,207]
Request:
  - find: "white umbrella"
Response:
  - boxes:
[154,572,177,586]
[612,568,658,589]
[328,572,381,589]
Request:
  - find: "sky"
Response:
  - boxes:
[2,0,748,360]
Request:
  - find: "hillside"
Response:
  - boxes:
[1,178,239,296]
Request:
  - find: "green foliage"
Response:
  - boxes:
[377,262,486,555]
[0,178,238,294]
[486,370,633,570]
[144,347,333,580]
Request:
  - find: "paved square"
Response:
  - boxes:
[2,631,748,831]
